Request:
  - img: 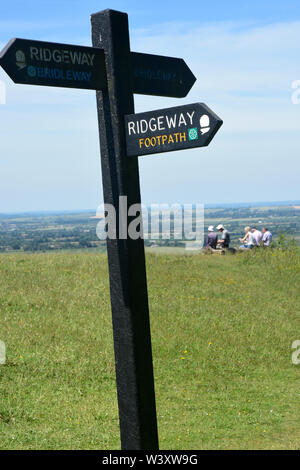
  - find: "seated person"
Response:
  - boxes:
[205,225,218,249]
[216,224,230,249]
[239,226,256,249]
[251,227,263,246]
[262,227,272,247]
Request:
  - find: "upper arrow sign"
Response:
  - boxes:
[0,38,107,90]
[131,52,196,98]
[0,38,196,97]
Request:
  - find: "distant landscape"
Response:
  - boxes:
[0,202,299,252]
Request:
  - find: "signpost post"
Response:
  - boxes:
[91,9,159,450]
[0,7,222,451]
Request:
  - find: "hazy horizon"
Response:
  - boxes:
[0,199,300,216]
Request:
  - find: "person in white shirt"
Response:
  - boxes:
[262,227,273,247]
[251,227,263,246]
[239,226,256,249]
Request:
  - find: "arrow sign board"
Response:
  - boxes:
[131,52,196,98]
[0,38,107,90]
[125,103,223,157]
[0,38,196,97]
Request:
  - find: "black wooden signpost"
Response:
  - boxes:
[0,8,222,451]
[91,10,159,451]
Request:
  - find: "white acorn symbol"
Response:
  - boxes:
[16,50,26,70]
[200,114,210,135]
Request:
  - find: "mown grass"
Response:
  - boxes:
[0,246,299,449]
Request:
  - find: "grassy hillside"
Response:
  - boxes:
[0,247,299,450]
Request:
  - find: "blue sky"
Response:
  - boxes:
[1,0,300,212]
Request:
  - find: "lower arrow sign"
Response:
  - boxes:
[125,103,223,157]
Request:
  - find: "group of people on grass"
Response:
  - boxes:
[205,224,273,251]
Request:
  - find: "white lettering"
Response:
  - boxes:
[53,50,62,63]
[157,116,165,131]
[149,117,157,132]
[128,121,136,135]
[29,47,96,67]
[140,119,148,133]
[69,51,81,65]
[81,53,89,66]
[89,54,95,66]
[62,50,70,64]
[30,47,39,61]
[129,109,197,137]
[166,114,177,129]
[186,111,195,125]
[178,113,187,127]
[43,49,52,62]
[292,80,300,104]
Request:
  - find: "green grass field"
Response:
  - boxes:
[0,246,299,449]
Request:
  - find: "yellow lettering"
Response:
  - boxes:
[168,134,174,144]
[179,132,186,142]
[156,135,161,145]
[145,138,151,147]
[150,137,156,147]
[162,135,167,145]
[139,138,144,148]
[174,132,179,142]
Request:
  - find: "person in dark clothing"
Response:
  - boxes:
[206,225,218,249]
[216,224,230,248]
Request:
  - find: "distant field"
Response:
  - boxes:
[0,204,299,252]
[0,247,299,449]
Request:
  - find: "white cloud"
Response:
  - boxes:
[131,20,300,132]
